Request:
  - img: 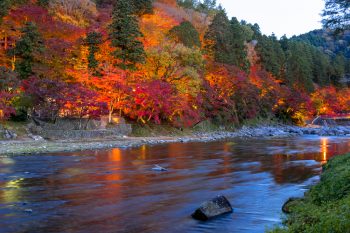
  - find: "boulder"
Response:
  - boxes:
[4,129,17,140]
[192,195,233,221]
[28,133,44,141]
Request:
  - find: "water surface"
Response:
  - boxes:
[1,136,350,233]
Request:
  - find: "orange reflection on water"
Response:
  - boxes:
[105,148,123,182]
[139,145,147,160]
[320,137,329,164]
[108,148,122,162]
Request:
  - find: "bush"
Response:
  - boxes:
[269,153,350,233]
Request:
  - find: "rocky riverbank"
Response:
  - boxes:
[1,124,350,156]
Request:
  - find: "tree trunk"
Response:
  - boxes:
[11,55,16,71]
[4,34,7,50]
[109,106,114,124]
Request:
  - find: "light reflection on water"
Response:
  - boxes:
[1,136,350,233]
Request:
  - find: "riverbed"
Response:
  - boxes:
[1,136,350,233]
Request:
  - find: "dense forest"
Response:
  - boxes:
[0,0,349,127]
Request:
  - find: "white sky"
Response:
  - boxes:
[216,0,325,38]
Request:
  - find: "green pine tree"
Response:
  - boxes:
[256,34,285,77]
[285,42,314,92]
[204,11,249,71]
[229,17,250,71]
[331,53,346,84]
[133,0,153,16]
[109,0,145,70]
[9,22,44,79]
[311,49,332,86]
[168,21,201,48]
[85,31,102,73]
[0,0,28,23]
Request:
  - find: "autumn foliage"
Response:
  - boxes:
[0,0,349,127]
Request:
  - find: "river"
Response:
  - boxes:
[1,136,350,233]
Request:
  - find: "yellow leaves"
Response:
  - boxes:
[142,42,204,97]
[49,0,97,27]
[140,9,179,48]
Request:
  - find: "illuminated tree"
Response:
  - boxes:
[129,80,175,124]
[143,42,204,97]
[0,67,18,120]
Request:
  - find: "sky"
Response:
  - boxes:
[216,0,325,38]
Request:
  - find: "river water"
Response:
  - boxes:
[1,136,350,233]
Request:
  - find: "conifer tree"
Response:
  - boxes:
[9,22,44,79]
[133,0,153,16]
[331,53,346,84]
[204,11,249,70]
[85,31,102,73]
[322,0,349,31]
[229,17,250,71]
[109,0,145,70]
[0,0,12,24]
[256,34,285,77]
[285,42,314,92]
[168,21,201,48]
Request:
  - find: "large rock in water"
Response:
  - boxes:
[191,195,233,221]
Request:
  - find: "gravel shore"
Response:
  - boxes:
[1,125,350,156]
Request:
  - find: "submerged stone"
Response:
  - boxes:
[192,195,233,221]
[151,165,167,171]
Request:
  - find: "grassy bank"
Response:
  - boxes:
[270,153,350,233]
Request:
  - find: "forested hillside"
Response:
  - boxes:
[0,0,349,127]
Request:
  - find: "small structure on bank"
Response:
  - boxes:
[29,116,132,140]
[311,114,350,127]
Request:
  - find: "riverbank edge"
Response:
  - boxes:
[1,124,350,156]
[269,153,350,233]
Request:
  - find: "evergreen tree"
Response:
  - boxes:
[197,0,217,14]
[250,23,261,39]
[285,42,314,92]
[279,35,289,51]
[311,49,332,86]
[9,22,44,79]
[177,0,198,9]
[204,10,230,62]
[37,0,50,7]
[204,11,249,70]
[229,17,250,70]
[256,34,285,77]
[133,0,153,16]
[322,0,350,31]
[331,53,346,84]
[109,0,145,70]
[0,0,27,23]
[168,21,201,48]
[0,0,10,24]
[85,31,102,73]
